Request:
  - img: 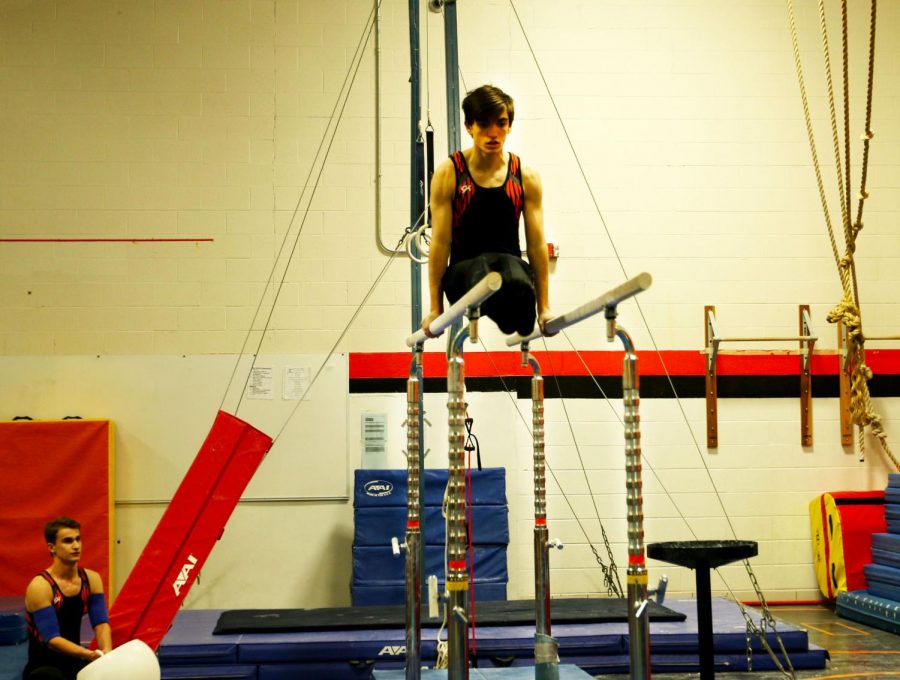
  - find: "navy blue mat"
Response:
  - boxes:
[214,598,685,635]
[873,547,900,569]
[354,469,507,508]
[158,598,823,678]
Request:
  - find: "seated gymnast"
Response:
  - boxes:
[23,517,112,680]
[422,84,553,338]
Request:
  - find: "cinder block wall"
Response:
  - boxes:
[1,0,898,606]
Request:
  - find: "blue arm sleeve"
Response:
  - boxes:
[88,593,109,627]
[32,606,61,643]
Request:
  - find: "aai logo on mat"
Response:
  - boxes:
[365,480,394,497]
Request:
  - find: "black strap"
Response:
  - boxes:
[464,413,482,471]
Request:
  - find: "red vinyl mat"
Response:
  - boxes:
[108,410,272,650]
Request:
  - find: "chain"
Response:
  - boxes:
[731,561,796,678]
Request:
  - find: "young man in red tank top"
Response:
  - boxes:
[23,517,112,680]
[423,84,553,337]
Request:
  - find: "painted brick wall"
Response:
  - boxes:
[1,0,898,606]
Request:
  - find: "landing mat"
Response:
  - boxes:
[213,598,685,635]
[374,665,593,679]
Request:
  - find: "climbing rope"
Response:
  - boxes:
[786,0,896,470]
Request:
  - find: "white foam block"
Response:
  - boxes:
[76,639,160,680]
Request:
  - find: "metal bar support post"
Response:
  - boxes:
[607,308,651,680]
[520,343,561,680]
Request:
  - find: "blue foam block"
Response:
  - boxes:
[352,545,507,586]
[158,609,240,665]
[865,563,900,600]
[872,547,900,569]
[837,590,900,635]
[0,597,26,646]
[354,469,507,508]
[873,533,900,554]
[351,582,507,607]
[865,562,900,585]
[354,505,509,547]
[888,473,900,489]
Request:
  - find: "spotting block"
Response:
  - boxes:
[373,666,594,679]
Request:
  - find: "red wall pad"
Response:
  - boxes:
[0,419,114,598]
[108,410,272,650]
[810,490,886,599]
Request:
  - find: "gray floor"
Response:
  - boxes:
[608,603,900,680]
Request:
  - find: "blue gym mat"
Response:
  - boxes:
[157,598,826,679]
[837,589,900,635]
[864,563,900,602]
[374,665,593,679]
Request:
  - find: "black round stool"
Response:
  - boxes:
[646,540,758,680]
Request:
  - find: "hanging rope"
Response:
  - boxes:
[787,0,896,470]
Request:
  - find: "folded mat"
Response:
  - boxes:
[214,598,685,634]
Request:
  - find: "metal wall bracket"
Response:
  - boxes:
[704,305,719,449]
[836,320,853,446]
[799,305,816,446]
[703,305,817,449]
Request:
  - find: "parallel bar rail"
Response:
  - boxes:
[506,273,652,345]
[406,272,502,347]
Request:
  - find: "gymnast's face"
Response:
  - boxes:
[50,528,82,564]
[467,106,511,156]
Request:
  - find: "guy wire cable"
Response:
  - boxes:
[508,0,750,552]
[221,0,383,415]
[476,337,623,597]
[507,9,801,668]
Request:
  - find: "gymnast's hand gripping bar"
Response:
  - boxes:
[405,272,503,347]
[505,272,653,345]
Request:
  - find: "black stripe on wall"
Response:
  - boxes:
[350,374,900,399]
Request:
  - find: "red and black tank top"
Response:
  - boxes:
[26,568,91,668]
[26,568,91,642]
[449,150,525,266]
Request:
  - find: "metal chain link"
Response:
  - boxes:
[731,561,796,678]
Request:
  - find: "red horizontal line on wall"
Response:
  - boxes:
[350,349,900,380]
[0,238,214,243]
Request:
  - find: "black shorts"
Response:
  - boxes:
[442,253,536,336]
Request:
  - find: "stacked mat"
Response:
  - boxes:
[837,473,900,635]
[155,597,828,679]
[351,468,509,606]
[0,597,26,646]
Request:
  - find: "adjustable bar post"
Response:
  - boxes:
[521,343,561,679]
[608,309,651,680]
[404,348,423,680]
[446,315,473,680]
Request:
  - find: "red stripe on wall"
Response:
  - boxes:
[0,238,214,243]
[350,349,900,380]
